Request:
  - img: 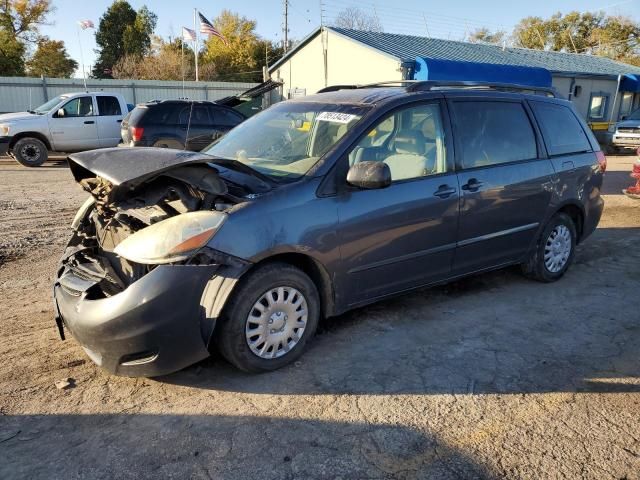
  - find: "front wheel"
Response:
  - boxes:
[215,263,320,372]
[521,212,577,282]
[12,137,48,167]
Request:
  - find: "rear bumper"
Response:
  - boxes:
[53,264,221,377]
[0,136,11,155]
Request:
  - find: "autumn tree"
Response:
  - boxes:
[0,28,26,75]
[0,0,53,43]
[332,7,383,32]
[93,0,157,78]
[26,38,77,77]
[199,10,283,82]
[112,37,195,81]
[468,27,506,45]
[512,11,639,64]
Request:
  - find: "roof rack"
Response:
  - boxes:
[317,80,558,97]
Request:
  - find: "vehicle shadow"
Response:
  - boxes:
[0,413,493,479]
[162,227,640,396]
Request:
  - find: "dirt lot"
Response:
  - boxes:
[0,154,639,479]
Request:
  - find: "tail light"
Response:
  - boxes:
[595,151,607,173]
[130,126,144,142]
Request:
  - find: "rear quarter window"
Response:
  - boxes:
[530,101,592,156]
[451,101,538,169]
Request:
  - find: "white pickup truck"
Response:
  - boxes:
[0,92,130,167]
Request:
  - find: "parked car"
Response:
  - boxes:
[0,92,130,167]
[53,81,605,376]
[120,100,245,151]
[611,107,640,152]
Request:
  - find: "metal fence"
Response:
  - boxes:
[0,76,257,113]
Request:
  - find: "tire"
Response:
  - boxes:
[152,139,184,149]
[12,137,48,167]
[215,262,320,372]
[521,212,577,282]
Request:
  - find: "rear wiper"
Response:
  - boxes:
[208,157,275,189]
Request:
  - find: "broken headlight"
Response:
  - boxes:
[114,211,226,264]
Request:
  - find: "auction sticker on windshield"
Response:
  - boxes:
[316,112,358,124]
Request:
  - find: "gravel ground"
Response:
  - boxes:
[0,155,639,479]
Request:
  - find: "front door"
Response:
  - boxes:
[448,98,555,274]
[336,101,459,305]
[95,95,124,147]
[48,95,98,151]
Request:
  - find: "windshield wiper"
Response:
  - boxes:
[208,157,275,189]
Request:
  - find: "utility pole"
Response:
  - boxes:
[283,0,289,52]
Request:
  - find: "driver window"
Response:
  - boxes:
[60,96,94,117]
[348,103,447,181]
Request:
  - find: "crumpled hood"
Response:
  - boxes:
[0,111,39,122]
[68,147,217,188]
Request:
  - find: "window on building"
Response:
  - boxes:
[530,101,592,156]
[451,101,537,169]
[588,94,608,119]
[620,92,634,118]
[96,96,122,116]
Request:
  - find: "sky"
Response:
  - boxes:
[39,0,640,78]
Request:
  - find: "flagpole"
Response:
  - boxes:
[181,37,185,98]
[194,8,199,82]
[76,25,87,91]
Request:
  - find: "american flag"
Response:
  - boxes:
[77,19,94,30]
[182,27,196,42]
[198,12,228,45]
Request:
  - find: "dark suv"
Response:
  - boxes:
[120,100,245,151]
[54,81,605,376]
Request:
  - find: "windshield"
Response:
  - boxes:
[34,95,68,114]
[627,108,640,121]
[204,101,368,181]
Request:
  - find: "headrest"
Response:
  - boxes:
[392,130,426,155]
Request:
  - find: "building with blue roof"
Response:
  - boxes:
[269,26,640,145]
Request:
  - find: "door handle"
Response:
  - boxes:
[84,120,95,124]
[116,119,122,123]
[433,185,457,198]
[461,178,484,192]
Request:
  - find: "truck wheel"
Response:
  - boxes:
[12,137,48,167]
[215,263,320,372]
[521,213,577,283]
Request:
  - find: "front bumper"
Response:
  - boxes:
[612,134,640,147]
[54,263,221,377]
[0,136,11,156]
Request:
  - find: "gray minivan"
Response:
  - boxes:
[54,81,606,376]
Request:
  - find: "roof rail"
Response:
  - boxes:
[317,80,559,97]
[406,81,558,97]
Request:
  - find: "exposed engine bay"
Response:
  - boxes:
[59,149,257,298]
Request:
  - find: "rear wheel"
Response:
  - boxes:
[12,137,48,167]
[215,263,320,372]
[522,212,577,282]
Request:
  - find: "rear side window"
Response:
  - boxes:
[143,105,177,124]
[451,101,537,169]
[96,96,122,116]
[179,105,211,126]
[210,106,244,126]
[530,101,592,156]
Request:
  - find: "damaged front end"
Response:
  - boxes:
[53,148,254,376]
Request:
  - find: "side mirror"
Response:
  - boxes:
[347,161,392,189]
[56,108,65,118]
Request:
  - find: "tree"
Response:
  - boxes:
[332,7,383,32]
[0,0,53,43]
[112,37,195,81]
[0,28,25,75]
[200,10,262,81]
[93,0,157,78]
[26,38,77,77]
[468,28,506,45]
[513,11,640,64]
